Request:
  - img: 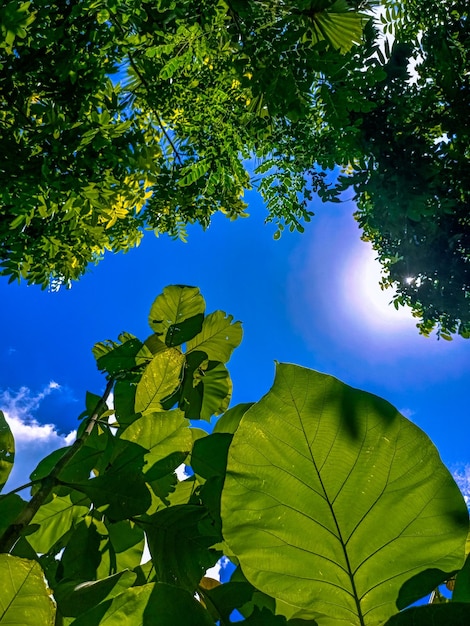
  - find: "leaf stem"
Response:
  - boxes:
[0,378,114,553]
[108,11,183,166]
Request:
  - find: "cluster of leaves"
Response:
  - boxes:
[0,286,470,625]
[0,0,372,287]
[1,0,469,336]
[348,0,470,339]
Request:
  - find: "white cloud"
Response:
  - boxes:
[452,464,470,507]
[205,556,230,582]
[0,383,76,492]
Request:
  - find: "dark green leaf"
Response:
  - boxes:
[384,603,470,625]
[54,570,137,618]
[143,504,221,593]
[191,433,232,480]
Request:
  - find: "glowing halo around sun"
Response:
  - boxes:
[340,241,417,334]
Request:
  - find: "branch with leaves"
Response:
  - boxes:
[0,285,469,625]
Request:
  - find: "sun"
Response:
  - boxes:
[340,242,416,334]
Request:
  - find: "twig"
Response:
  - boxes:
[108,11,183,165]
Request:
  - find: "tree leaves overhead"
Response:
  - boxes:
[0,554,55,625]
[0,0,370,288]
[222,364,469,625]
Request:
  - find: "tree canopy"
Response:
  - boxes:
[0,0,469,336]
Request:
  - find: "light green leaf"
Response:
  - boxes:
[178,159,211,187]
[29,493,90,554]
[222,364,468,625]
[70,582,214,626]
[135,348,184,414]
[121,409,192,475]
[0,555,55,625]
[186,310,242,363]
[313,1,365,54]
[148,285,205,347]
[0,410,14,491]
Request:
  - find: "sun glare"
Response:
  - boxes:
[340,244,416,333]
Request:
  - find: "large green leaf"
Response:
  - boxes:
[186,310,243,363]
[121,409,192,477]
[0,410,14,491]
[180,359,232,421]
[148,285,205,347]
[135,348,184,414]
[0,554,55,625]
[222,364,468,625]
[29,492,90,554]
[70,582,215,626]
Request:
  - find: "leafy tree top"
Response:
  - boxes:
[1,0,469,337]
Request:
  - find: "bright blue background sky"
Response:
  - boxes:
[1,191,469,492]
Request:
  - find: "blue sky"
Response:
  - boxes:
[1,191,469,498]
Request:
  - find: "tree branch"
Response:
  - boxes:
[108,11,183,166]
[0,378,115,554]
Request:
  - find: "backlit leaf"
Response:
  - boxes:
[186,310,242,363]
[148,285,205,346]
[121,409,192,476]
[222,364,468,625]
[135,348,184,413]
[0,555,55,625]
[70,582,214,626]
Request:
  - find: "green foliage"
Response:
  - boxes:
[0,285,468,625]
[0,0,369,289]
[2,0,468,336]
